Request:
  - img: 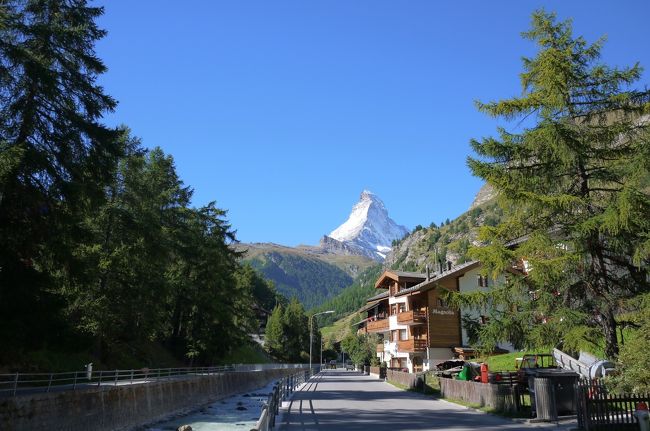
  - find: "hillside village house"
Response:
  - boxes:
[357,261,519,373]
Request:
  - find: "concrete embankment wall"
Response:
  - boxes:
[0,368,301,431]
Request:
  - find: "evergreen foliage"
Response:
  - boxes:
[388,200,503,272]
[610,294,650,392]
[0,1,281,368]
[341,332,380,366]
[312,264,382,328]
[247,251,354,309]
[0,0,122,361]
[263,298,310,362]
[465,10,650,359]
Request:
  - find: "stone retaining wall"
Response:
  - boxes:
[0,368,301,431]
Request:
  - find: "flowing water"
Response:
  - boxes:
[145,380,276,431]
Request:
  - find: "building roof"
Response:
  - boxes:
[394,260,481,297]
[390,270,428,278]
[367,291,389,301]
[374,269,427,289]
[358,291,389,313]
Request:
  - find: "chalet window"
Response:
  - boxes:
[399,329,408,341]
[391,304,397,315]
[391,330,398,342]
[477,275,489,287]
[437,298,448,308]
[398,303,406,313]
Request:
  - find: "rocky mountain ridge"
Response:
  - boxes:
[237,190,408,308]
[320,190,409,261]
[385,185,501,272]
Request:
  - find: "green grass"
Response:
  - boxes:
[219,342,271,364]
[477,351,556,372]
[478,352,524,372]
[321,312,358,342]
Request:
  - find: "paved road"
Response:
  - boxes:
[279,369,576,431]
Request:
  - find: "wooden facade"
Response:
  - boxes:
[357,262,495,372]
[426,287,462,348]
[366,318,389,332]
[397,339,427,352]
[397,309,427,325]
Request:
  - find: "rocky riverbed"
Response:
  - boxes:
[144,380,276,431]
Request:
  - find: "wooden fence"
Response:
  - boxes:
[386,369,423,389]
[369,366,386,379]
[439,378,521,413]
[577,383,650,431]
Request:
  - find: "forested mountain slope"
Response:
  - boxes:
[240,243,375,309]
[386,190,501,272]
[311,264,383,327]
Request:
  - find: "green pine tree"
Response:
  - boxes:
[264,304,286,359]
[283,298,309,362]
[465,10,650,359]
[0,0,121,355]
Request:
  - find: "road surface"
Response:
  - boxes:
[279,369,576,431]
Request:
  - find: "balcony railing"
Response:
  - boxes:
[397,310,427,325]
[366,318,389,332]
[376,343,385,353]
[397,339,427,352]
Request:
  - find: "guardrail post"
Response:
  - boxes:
[130,370,134,384]
[73,371,78,390]
[47,373,53,392]
[284,377,288,400]
[114,370,118,386]
[98,370,103,387]
[12,373,19,396]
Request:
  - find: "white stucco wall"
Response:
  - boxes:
[457,267,514,352]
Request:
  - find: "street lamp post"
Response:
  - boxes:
[309,310,334,372]
[320,336,324,369]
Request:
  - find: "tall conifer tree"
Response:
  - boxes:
[0,0,120,351]
[466,11,650,358]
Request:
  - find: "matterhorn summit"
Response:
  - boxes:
[319,190,409,261]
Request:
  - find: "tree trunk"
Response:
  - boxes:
[602,306,619,359]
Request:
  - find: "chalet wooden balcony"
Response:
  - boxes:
[397,310,427,325]
[376,343,385,353]
[366,318,389,333]
[397,339,427,352]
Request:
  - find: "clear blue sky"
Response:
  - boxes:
[95,1,650,246]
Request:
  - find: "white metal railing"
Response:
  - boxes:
[250,366,319,431]
[0,363,310,397]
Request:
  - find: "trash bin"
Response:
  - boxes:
[527,369,579,420]
[533,378,557,421]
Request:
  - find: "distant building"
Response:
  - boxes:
[357,261,520,373]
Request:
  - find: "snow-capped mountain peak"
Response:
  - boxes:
[323,190,409,261]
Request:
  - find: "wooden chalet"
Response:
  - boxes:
[357,261,514,373]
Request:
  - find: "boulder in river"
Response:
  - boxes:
[176,426,192,431]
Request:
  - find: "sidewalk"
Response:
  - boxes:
[278,369,577,431]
